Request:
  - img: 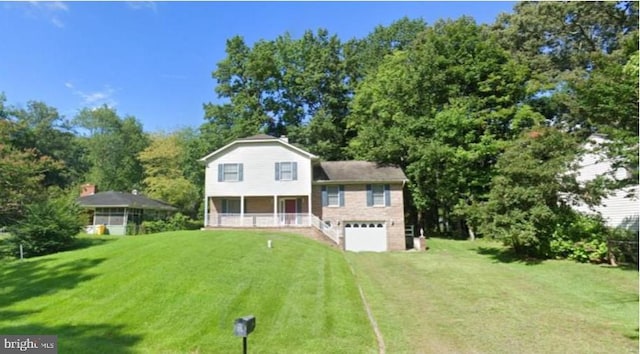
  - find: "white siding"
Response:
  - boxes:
[573,187,639,232]
[571,135,639,232]
[205,141,312,197]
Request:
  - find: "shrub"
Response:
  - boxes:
[8,197,85,258]
[607,227,639,265]
[550,211,609,263]
[139,213,201,234]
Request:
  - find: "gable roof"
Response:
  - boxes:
[199,134,318,162]
[313,161,407,183]
[77,191,177,211]
[237,134,278,141]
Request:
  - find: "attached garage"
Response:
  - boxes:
[344,221,387,252]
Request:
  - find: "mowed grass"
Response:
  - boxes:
[347,238,639,354]
[1,232,637,353]
[0,231,376,353]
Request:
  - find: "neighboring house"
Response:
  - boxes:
[571,135,639,233]
[77,184,177,235]
[199,134,408,252]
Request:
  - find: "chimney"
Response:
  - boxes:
[81,184,97,197]
[280,135,289,143]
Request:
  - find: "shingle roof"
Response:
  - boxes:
[199,134,317,162]
[313,161,407,183]
[237,134,278,141]
[77,191,177,211]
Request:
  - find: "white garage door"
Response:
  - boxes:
[344,222,387,252]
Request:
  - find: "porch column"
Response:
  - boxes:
[203,196,208,227]
[273,195,278,226]
[240,195,245,226]
[307,194,312,226]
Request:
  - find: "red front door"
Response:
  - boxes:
[284,199,296,224]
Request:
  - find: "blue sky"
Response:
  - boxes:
[0,1,515,132]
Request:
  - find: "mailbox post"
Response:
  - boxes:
[233,315,256,354]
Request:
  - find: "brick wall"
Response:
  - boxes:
[312,183,406,251]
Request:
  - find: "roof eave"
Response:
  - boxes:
[312,179,407,185]
[199,138,317,163]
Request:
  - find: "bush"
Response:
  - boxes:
[139,213,201,234]
[8,197,85,258]
[550,211,609,263]
[607,227,639,265]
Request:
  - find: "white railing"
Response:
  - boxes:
[310,215,340,245]
[207,213,312,228]
[205,213,340,246]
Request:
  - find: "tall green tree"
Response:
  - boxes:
[8,101,87,189]
[344,17,428,85]
[495,1,639,179]
[470,128,605,258]
[347,17,538,234]
[203,29,353,160]
[74,106,148,192]
[0,121,52,224]
[139,133,199,217]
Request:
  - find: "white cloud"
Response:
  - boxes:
[46,2,69,12]
[126,1,157,13]
[65,82,118,108]
[24,1,69,28]
[50,17,64,28]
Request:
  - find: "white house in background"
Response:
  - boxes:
[571,134,639,232]
[199,134,408,252]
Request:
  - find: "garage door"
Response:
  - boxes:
[344,222,387,252]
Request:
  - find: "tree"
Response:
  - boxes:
[495,1,639,180]
[8,101,88,189]
[0,95,58,225]
[74,106,148,191]
[470,128,604,257]
[347,17,537,235]
[344,17,428,85]
[203,29,353,160]
[8,196,85,257]
[138,133,199,217]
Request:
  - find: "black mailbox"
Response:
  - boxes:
[233,315,256,337]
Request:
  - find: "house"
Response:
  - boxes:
[199,134,408,252]
[77,184,177,235]
[571,135,639,233]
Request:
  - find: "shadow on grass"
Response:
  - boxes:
[475,246,543,265]
[626,328,639,340]
[0,257,105,314]
[3,323,142,353]
[68,236,117,252]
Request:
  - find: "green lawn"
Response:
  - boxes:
[0,231,375,353]
[0,232,637,353]
[347,238,639,353]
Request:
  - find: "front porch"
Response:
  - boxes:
[206,213,312,227]
[205,195,312,227]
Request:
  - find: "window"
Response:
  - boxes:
[327,186,339,206]
[322,185,344,207]
[218,163,243,182]
[367,184,390,207]
[275,162,297,181]
[222,199,241,214]
[372,185,385,206]
[93,208,126,225]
